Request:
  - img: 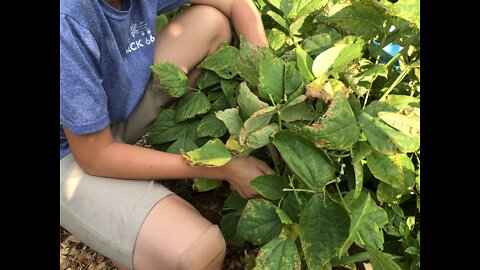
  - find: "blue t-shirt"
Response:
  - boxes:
[60,0,188,159]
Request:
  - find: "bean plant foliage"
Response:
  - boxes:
[149,0,420,269]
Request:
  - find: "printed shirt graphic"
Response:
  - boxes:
[60,0,188,159]
[126,21,156,54]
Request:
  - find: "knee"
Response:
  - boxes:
[191,4,232,44]
[178,225,226,270]
[133,224,226,270]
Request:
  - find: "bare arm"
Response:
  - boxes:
[64,126,273,198]
[65,126,221,180]
[189,0,269,47]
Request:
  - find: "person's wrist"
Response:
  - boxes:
[194,163,229,182]
[215,161,231,181]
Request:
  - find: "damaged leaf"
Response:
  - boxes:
[244,123,279,149]
[182,138,232,167]
[237,82,268,119]
[215,108,243,138]
[302,91,359,150]
[239,107,277,145]
[237,37,272,86]
[253,237,301,270]
[237,199,283,244]
[299,195,350,269]
[360,101,420,154]
[306,77,349,103]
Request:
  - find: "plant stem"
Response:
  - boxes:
[277,197,284,208]
[356,233,366,246]
[362,88,371,109]
[385,47,404,68]
[267,144,281,175]
[409,81,418,97]
[375,35,388,65]
[277,111,283,131]
[330,252,370,267]
[288,176,303,208]
[233,77,244,82]
[362,73,380,109]
[268,93,283,131]
[414,152,420,166]
[335,180,350,214]
[324,179,337,186]
[327,151,350,158]
[380,65,412,101]
[283,188,317,193]
[269,94,277,106]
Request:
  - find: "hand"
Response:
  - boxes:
[220,156,275,199]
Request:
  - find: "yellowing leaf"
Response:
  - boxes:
[312,44,347,77]
[392,0,420,28]
[182,138,232,167]
[360,101,420,154]
[306,77,348,103]
[237,199,283,244]
[378,111,420,138]
[225,136,249,156]
[253,237,301,270]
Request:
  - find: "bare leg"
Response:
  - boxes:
[153,4,232,85]
[132,195,226,270]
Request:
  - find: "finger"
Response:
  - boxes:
[244,185,259,199]
[253,193,264,199]
[247,191,260,200]
[258,161,275,175]
[238,189,249,200]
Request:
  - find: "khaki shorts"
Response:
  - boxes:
[60,77,174,269]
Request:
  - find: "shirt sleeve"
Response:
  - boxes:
[60,14,110,135]
[157,0,189,14]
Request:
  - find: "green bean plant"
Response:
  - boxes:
[149,0,420,269]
